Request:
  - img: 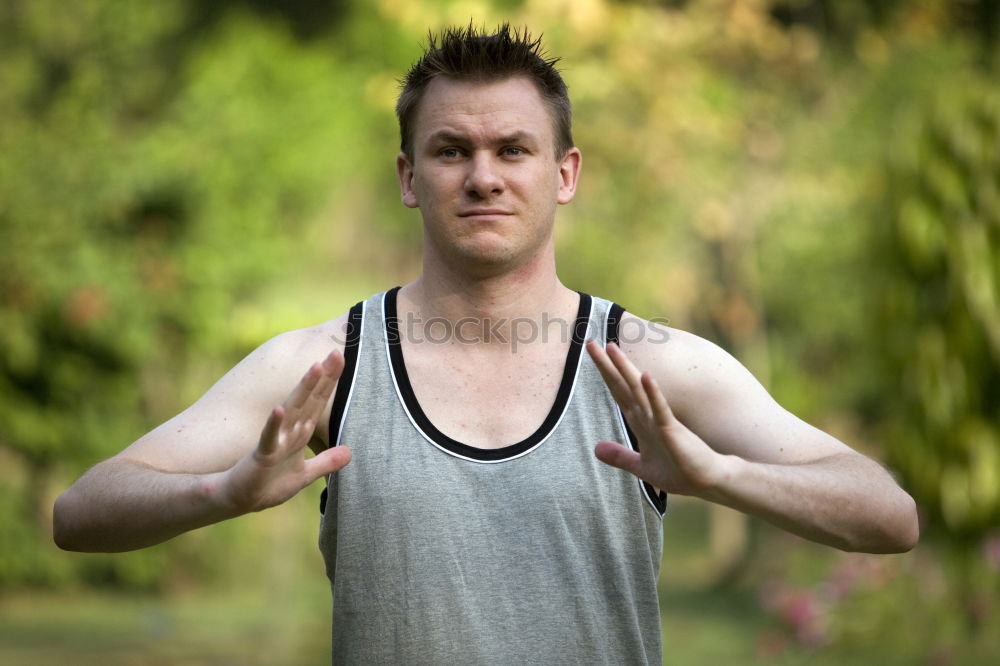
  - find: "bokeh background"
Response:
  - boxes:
[1,0,998,663]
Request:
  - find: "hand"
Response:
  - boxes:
[220,350,353,513]
[586,340,731,497]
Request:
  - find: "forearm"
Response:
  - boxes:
[702,452,919,553]
[53,458,238,553]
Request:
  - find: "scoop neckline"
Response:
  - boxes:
[382,286,592,462]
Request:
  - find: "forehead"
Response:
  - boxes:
[412,76,554,144]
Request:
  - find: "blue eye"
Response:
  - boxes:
[440,148,461,158]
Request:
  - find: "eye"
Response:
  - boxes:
[502,146,525,157]
[439,147,462,159]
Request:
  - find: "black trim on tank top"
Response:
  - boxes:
[384,286,592,463]
[607,303,668,516]
[328,301,364,446]
[320,300,364,515]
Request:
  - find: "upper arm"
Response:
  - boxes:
[115,314,348,474]
[619,313,851,465]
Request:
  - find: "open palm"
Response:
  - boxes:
[221,350,353,513]
[586,340,726,497]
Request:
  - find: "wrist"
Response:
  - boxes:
[201,470,244,519]
[697,453,747,503]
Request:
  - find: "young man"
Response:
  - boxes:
[54,25,918,664]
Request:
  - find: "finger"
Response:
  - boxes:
[296,351,344,425]
[586,341,634,407]
[321,349,345,379]
[287,363,323,412]
[303,349,344,406]
[280,364,322,421]
[304,446,353,481]
[312,351,344,405]
[594,440,644,477]
[641,372,678,429]
[259,406,284,455]
[606,342,651,412]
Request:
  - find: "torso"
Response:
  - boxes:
[319,289,666,665]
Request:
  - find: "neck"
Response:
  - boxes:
[398,245,578,347]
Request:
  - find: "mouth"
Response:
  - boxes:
[458,209,514,219]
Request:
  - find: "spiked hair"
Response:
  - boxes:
[396,24,573,159]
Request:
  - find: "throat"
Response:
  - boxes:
[409,248,568,327]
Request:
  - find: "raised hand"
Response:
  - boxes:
[586,340,730,497]
[219,350,353,513]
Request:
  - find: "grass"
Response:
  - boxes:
[0,588,330,665]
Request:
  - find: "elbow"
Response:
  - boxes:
[52,492,74,551]
[852,490,920,554]
[52,490,85,552]
[891,491,921,553]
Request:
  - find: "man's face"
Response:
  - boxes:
[396,76,581,275]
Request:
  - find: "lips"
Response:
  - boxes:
[458,208,513,217]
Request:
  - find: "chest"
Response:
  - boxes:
[401,341,569,448]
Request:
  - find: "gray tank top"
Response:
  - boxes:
[319,288,666,665]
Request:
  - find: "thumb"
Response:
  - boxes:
[594,440,643,477]
[305,446,353,482]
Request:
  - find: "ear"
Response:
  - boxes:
[396,152,419,209]
[556,148,582,205]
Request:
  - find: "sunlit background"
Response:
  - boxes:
[1,0,998,663]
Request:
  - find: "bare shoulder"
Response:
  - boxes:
[117,311,351,471]
[201,310,352,434]
[615,311,758,400]
[614,311,774,437]
[210,311,350,411]
[615,311,850,462]
[246,312,351,383]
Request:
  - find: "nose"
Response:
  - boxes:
[464,152,504,199]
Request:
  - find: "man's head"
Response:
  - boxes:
[396,24,573,160]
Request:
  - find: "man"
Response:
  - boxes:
[54,24,918,664]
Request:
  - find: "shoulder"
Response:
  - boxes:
[219,310,352,403]
[611,310,853,463]
[114,310,354,469]
[614,310,773,421]
[614,311,736,378]
[251,312,351,369]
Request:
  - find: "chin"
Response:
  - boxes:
[444,233,516,261]
[446,243,525,276]
[459,248,517,270]
[428,227,547,275]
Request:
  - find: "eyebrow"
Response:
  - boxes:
[425,130,540,147]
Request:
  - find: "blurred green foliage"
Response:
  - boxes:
[0,0,997,660]
[0,0,386,585]
[877,85,1000,540]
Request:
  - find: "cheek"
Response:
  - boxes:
[417,172,459,202]
[523,173,561,204]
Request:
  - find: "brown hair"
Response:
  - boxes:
[396,23,573,160]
